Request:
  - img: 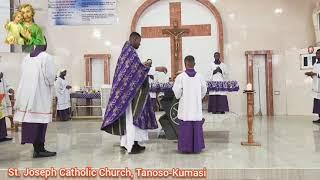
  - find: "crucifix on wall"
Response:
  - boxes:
[162,20,190,74]
[162,21,189,61]
[141,2,211,77]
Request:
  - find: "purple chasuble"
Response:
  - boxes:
[101,42,151,134]
[133,95,158,130]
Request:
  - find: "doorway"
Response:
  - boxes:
[84,54,111,88]
[245,50,274,116]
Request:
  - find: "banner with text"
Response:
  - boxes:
[48,0,117,25]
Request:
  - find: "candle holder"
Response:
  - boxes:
[241,90,261,146]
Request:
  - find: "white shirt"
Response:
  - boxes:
[0,78,13,118]
[208,62,228,95]
[313,63,320,99]
[172,72,207,121]
[14,52,56,123]
[55,77,71,110]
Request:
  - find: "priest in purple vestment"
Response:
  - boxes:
[101,32,167,154]
[173,55,207,153]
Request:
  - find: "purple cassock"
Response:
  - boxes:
[57,108,71,121]
[0,118,8,139]
[313,99,320,114]
[21,123,47,144]
[177,69,205,153]
[101,42,158,135]
[178,121,205,153]
[208,95,229,113]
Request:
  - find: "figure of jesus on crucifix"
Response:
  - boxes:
[141,2,211,77]
[162,21,190,61]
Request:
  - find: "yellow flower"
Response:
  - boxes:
[5,35,16,44]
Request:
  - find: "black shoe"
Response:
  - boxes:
[134,141,146,151]
[128,146,143,154]
[0,137,12,142]
[33,151,57,158]
[120,146,127,150]
[313,119,320,123]
[134,144,146,151]
[33,143,57,158]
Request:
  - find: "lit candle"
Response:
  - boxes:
[246,83,252,91]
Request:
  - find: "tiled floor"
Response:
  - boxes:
[1,112,320,179]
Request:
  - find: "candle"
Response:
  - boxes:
[246,83,252,91]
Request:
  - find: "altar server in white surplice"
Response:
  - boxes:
[207,52,229,114]
[306,49,320,123]
[14,43,57,158]
[55,69,72,121]
[173,55,207,153]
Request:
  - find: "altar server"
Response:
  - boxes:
[173,55,207,153]
[207,52,229,114]
[14,42,57,158]
[55,69,72,121]
[306,49,320,123]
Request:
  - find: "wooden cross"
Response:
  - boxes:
[141,2,211,77]
[162,21,189,63]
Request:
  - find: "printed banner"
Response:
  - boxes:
[48,0,117,25]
